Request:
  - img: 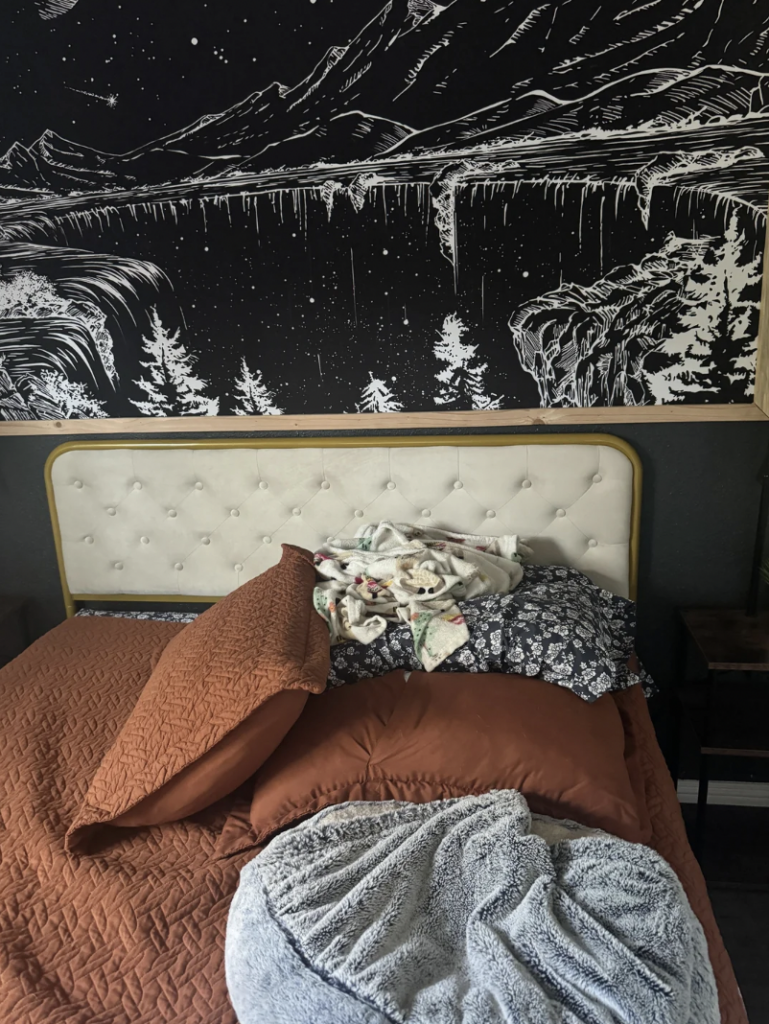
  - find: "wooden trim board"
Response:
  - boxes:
[754,225,769,416]
[1,403,766,435]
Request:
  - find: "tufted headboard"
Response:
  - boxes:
[45,435,642,617]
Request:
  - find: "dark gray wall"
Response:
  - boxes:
[2,422,767,679]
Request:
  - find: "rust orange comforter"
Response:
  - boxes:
[0,617,250,1024]
[0,617,746,1024]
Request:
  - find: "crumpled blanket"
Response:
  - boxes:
[327,565,655,701]
[226,791,719,1024]
[313,521,530,671]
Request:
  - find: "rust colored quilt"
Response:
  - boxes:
[0,615,746,1024]
[0,616,255,1024]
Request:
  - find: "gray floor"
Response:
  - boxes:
[681,805,769,1023]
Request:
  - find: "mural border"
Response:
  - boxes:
[0,404,766,435]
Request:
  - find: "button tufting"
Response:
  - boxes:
[321,481,331,490]
[107,507,116,516]
[593,473,602,484]
[354,509,364,518]
[133,481,142,491]
[74,480,83,489]
[230,509,240,517]
[195,481,203,490]
[259,481,268,490]
[293,508,302,516]
[387,482,396,490]
[263,536,272,544]
[174,562,184,571]
[168,509,177,518]
[487,510,496,519]
[140,536,149,545]
[422,509,431,517]
[114,562,123,571]
[556,508,566,518]
[588,539,598,548]
[521,479,532,489]
[201,536,210,545]
[453,481,463,489]
[234,563,243,572]
[84,535,94,544]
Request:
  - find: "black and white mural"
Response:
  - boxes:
[1,0,768,420]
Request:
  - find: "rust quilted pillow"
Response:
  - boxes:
[66,544,329,850]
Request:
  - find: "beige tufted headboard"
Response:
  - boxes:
[45,435,642,617]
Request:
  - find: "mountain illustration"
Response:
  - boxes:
[394,66,769,153]
[2,0,768,197]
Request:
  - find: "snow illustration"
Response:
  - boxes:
[1,0,768,419]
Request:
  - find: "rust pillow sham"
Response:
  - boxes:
[66,544,329,850]
[240,670,651,850]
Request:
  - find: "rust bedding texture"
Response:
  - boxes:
[0,619,746,1023]
[0,616,251,1024]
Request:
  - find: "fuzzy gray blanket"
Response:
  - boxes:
[225,791,719,1024]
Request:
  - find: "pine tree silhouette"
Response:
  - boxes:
[232,358,283,415]
[669,213,761,400]
[131,308,219,416]
[434,314,502,410]
[356,372,404,412]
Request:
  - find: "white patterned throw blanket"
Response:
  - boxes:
[226,791,719,1024]
[312,522,530,671]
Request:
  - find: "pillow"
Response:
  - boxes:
[242,670,651,850]
[328,566,652,701]
[66,544,329,850]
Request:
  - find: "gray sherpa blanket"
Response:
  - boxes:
[225,791,719,1024]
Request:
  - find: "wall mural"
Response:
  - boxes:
[1,0,768,420]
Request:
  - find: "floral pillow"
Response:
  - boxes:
[327,565,653,701]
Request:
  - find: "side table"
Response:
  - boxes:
[678,609,769,858]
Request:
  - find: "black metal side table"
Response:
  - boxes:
[677,609,769,858]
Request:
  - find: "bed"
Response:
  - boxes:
[0,434,746,1024]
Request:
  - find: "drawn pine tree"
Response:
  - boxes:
[434,313,503,410]
[131,308,219,416]
[356,372,404,413]
[666,213,762,401]
[712,213,762,397]
[232,358,284,415]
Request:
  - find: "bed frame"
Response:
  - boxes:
[44,434,642,617]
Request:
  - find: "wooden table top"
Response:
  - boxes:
[681,609,769,672]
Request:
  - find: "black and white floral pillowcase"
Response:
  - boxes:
[327,565,655,701]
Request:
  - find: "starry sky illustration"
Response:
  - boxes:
[1,0,385,153]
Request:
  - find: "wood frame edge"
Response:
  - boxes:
[2,404,767,435]
[754,210,769,416]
